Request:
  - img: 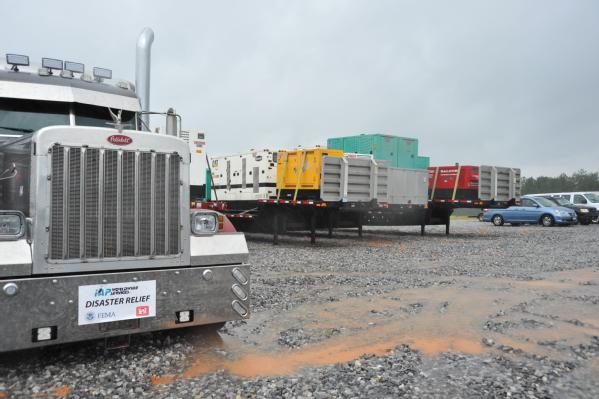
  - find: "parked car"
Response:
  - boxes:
[535,192,599,219]
[482,196,577,226]
[532,195,598,225]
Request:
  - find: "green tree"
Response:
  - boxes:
[522,170,599,194]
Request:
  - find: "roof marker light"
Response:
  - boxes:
[64,61,84,74]
[42,58,63,71]
[6,54,29,71]
[93,67,112,81]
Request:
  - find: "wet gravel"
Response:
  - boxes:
[1,220,599,398]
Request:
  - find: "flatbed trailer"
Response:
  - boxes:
[194,199,377,244]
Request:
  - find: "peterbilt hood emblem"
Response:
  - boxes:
[107,134,133,146]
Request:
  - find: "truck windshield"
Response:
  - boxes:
[74,103,136,129]
[0,98,69,139]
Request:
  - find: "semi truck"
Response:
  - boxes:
[0,28,250,352]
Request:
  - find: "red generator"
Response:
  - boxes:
[428,165,480,201]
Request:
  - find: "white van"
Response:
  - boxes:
[536,192,599,222]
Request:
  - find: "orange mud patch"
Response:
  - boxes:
[52,386,71,398]
[0,391,7,398]
[31,386,71,398]
[154,269,599,382]
[366,240,391,248]
[151,374,177,385]
[181,332,486,379]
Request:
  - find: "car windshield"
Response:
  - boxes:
[0,98,70,138]
[533,197,556,207]
[584,193,599,202]
[551,197,570,206]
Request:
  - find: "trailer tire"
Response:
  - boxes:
[540,214,555,227]
[492,215,504,226]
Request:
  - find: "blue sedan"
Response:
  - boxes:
[483,196,577,227]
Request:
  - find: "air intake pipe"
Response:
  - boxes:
[136,27,154,131]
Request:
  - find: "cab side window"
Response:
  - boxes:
[573,195,587,204]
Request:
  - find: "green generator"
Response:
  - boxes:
[327,134,429,169]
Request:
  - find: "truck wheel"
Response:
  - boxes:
[541,214,555,227]
[492,215,504,226]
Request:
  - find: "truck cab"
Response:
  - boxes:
[0,38,250,352]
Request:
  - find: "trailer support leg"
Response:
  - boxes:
[358,213,363,238]
[421,224,425,236]
[310,211,316,245]
[327,211,334,238]
[445,214,450,235]
[273,210,279,245]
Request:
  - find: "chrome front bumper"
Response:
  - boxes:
[0,264,250,352]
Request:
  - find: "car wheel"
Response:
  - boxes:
[592,216,599,224]
[478,213,484,222]
[541,214,555,227]
[492,215,504,226]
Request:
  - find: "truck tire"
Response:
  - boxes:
[492,215,504,226]
[541,214,555,227]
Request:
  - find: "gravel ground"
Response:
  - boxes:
[1,220,598,398]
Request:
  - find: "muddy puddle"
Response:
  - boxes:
[152,268,599,384]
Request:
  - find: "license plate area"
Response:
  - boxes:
[98,319,141,332]
[78,280,157,326]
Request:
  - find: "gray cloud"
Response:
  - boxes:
[3,0,598,176]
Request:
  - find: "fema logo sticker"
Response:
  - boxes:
[86,312,95,321]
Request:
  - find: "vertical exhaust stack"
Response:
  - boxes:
[165,108,178,136]
[136,27,154,131]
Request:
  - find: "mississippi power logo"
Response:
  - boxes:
[107,134,133,146]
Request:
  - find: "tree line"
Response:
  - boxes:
[522,170,599,194]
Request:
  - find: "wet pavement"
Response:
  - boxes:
[1,220,598,398]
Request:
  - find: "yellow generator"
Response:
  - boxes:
[277,148,344,200]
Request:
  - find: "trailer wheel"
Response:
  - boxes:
[492,215,504,226]
[540,214,555,227]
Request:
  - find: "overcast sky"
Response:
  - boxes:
[3,1,598,176]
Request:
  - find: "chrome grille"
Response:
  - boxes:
[49,144,181,261]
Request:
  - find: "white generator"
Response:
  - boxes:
[210,150,277,201]
[181,130,207,199]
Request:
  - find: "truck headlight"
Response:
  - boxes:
[0,211,25,240]
[191,212,218,235]
[580,208,589,213]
